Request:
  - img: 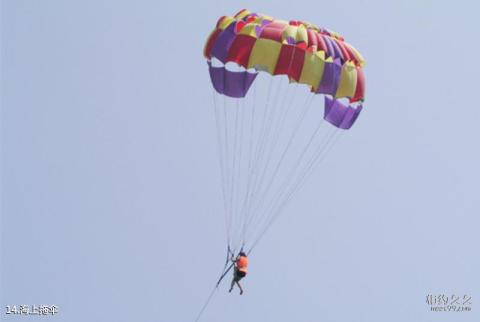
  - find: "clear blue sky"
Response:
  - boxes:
[1,1,479,321]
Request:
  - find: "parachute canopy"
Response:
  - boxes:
[204,9,365,129]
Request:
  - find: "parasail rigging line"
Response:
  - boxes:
[248,128,343,253]
[193,247,245,322]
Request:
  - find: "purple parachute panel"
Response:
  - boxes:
[208,62,257,98]
[324,96,362,130]
[316,59,342,96]
[210,23,237,64]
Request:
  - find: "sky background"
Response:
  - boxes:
[1,0,480,321]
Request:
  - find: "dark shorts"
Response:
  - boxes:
[234,270,246,281]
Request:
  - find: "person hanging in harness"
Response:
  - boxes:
[229,252,248,295]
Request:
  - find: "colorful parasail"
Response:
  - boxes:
[203,9,366,258]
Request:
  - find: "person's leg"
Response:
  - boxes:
[229,277,235,292]
[230,269,239,292]
[236,281,243,295]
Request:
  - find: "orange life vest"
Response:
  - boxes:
[236,256,248,273]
